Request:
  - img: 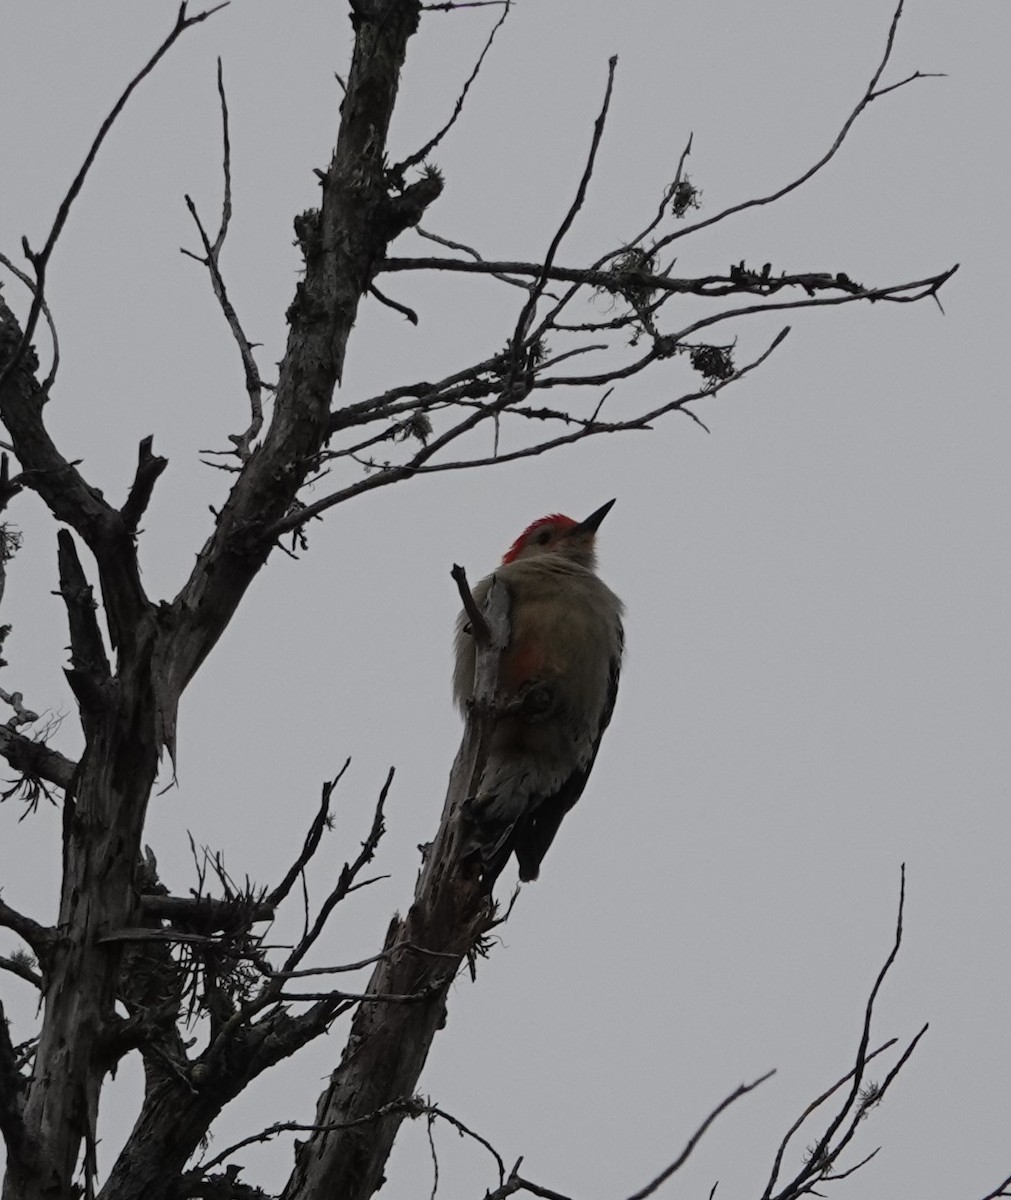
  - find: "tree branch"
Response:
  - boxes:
[56,529,112,727]
[161,0,437,704]
[279,577,510,1200]
[648,0,938,256]
[510,55,617,352]
[0,250,60,392]
[623,1071,776,1200]
[0,724,76,791]
[0,294,153,656]
[0,954,42,990]
[0,2,228,393]
[760,1038,902,1200]
[395,0,512,174]
[120,436,168,534]
[137,894,275,928]
[0,900,54,960]
[764,866,921,1200]
[278,767,393,977]
[381,256,954,303]
[266,760,351,909]
[451,563,490,646]
[268,325,791,537]
[183,178,265,463]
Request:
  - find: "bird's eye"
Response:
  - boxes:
[536,529,552,545]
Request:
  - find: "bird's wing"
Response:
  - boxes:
[512,629,623,881]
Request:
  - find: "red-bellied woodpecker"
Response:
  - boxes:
[453,500,624,885]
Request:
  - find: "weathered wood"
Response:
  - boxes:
[0,293,163,1200]
[282,579,509,1200]
[0,1,443,1194]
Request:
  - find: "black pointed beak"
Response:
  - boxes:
[570,498,616,536]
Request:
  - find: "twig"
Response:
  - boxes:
[397,1,512,173]
[451,564,490,646]
[484,1163,575,1200]
[210,58,233,257]
[369,285,419,325]
[182,188,263,461]
[381,256,954,304]
[222,1097,501,1196]
[511,56,618,350]
[650,0,939,256]
[659,267,957,350]
[416,226,530,290]
[980,1173,1011,1200]
[760,1037,898,1197]
[274,979,447,1004]
[525,136,694,344]
[321,412,435,464]
[421,1,509,9]
[785,867,907,1187]
[284,376,532,534]
[428,1100,506,1185]
[0,2,228,393]
[329,349,506,433]
[268,325,791,537]
[197,1094,491,1173]
[765,866,917,1200]
[427,1113,443,1200]
[535,344,607,371]
[625,132,695,249]
[278,767,393,975]
[267,761,351,908]
[179,59,264,460]
[268,952,386,979]
[872,68,946,100]
[805,1022,928,1188]
[263,939,460,984]
[623,1071,776,1200]
[822,1146,881,1182]
[0,251,60,390]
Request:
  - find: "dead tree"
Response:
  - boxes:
[0,2,968,1198]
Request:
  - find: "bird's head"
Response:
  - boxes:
[501,499,615,569]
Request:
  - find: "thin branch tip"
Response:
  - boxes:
[452,564,491,646]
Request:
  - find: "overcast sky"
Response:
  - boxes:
[2,2,1010,1197]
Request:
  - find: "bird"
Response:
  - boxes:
[453,500,624,886]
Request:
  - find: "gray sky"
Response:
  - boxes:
[2,2,1009,1196]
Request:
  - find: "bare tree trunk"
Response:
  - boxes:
[283,582,509,1200]
[0,337,167,1200]
[6,714,159,1200]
